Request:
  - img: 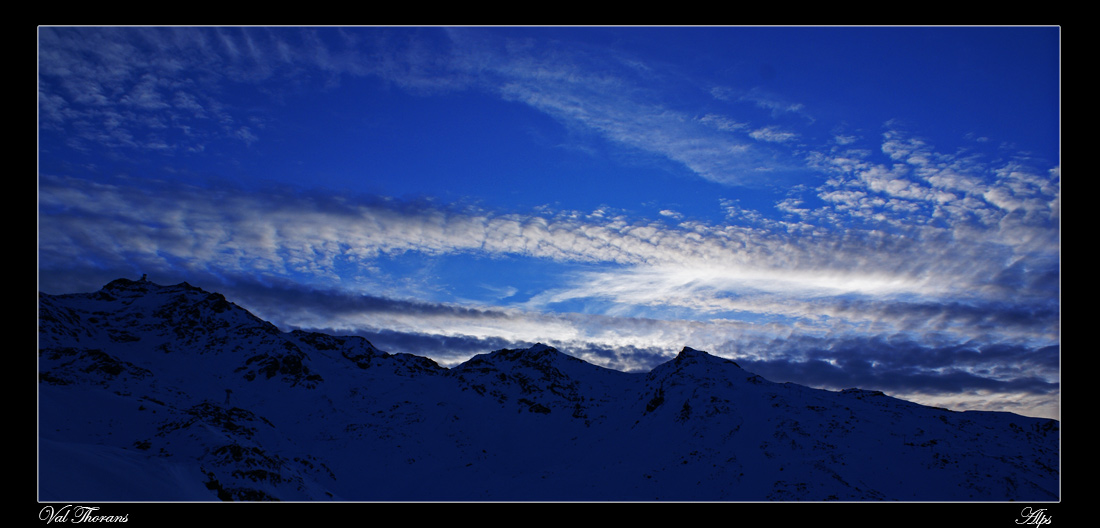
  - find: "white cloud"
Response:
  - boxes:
[698,113,748,131]
[749,125,798,143]
[40,139,1059,350]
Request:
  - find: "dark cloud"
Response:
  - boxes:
[564,343,671,373]
[985,256,1060,299]
[730,334,1058,397]
[225,278,513,322]
[825,296,1059,339]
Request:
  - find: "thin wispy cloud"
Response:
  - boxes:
[41,27,813,188]
[749,125,799,143]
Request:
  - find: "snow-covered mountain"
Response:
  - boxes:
[37,278,1060,501]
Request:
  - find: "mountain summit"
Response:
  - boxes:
[38,278,1059,501]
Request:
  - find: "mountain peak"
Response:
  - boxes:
[527,342,554,354]
[482,343,566,364]
[673,346,740,369]
[517,343,563,361]
[102,277,151,292]
[101,276,209,297]
[645,346,749,386]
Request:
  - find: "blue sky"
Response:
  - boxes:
[38,26,1060,419]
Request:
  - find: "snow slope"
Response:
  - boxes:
[37,278,1060,501]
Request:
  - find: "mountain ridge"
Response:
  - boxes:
[38,278,1060,501]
